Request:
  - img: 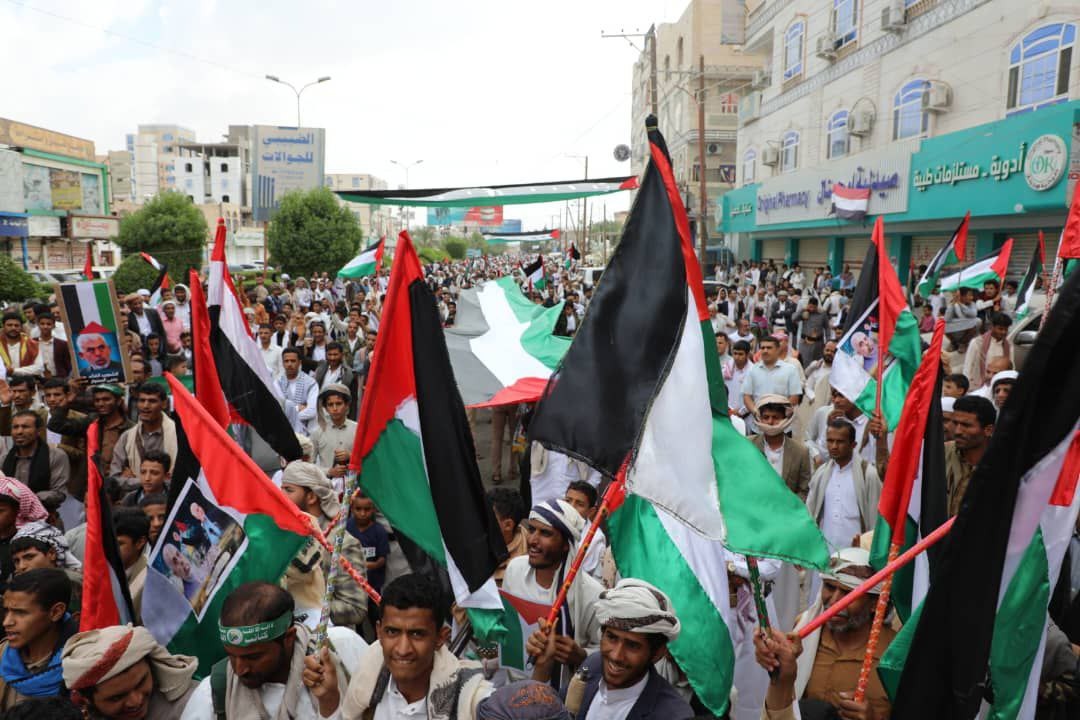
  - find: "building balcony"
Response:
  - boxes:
[746,0,793,44]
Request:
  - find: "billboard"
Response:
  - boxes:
[251,126,326,222]
[425,205,505,226]
[0,118,96,161]
[0,150,23,213]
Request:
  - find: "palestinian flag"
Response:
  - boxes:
[140,252,170,305]
[444,276,570,406]
[81,242,94,280]
[497,589,550,670]
[891,264,1080,719]
[349,231,508,641]
[830,183,871,221]
[831,218,922,429]
[482,229,561,244]
[916,212,969,298]
[144,374,315,673]
[868,320,948,625]
[939,238,1013,292]
[1014,234,1044,321]
[207,219,302,460]
[528,117,829,716]
[338,238,385,278]
[334,177,638,207]
[523,256,546,290]
[79,421,136,631]
[564,243,581,270]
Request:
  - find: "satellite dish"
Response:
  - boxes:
[613,144,631,162]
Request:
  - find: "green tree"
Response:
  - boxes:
[417,246,448,264]
[443,238,467,259]
[115,191,208,278]
[0,256,45,302]
[411,226,437,247]
[267,187,362,277]
[111,254,160,296]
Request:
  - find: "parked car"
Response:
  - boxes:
[1009,308,1042,371]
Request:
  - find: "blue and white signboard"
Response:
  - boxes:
[252,126,326,222]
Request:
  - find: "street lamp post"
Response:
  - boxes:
[265,75,331,127]
[390,159,423,233]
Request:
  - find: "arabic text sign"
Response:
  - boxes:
[251,126,326,222]
[0,118,96,161]
[69,215,119,239]
[911,135,1066,194]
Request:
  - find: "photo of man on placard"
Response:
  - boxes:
[75,321,124,382]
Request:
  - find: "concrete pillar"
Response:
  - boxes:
[828,237,844,275]
[786,238,799,266]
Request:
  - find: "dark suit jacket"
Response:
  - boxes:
[569,652,693,720]
[127,308,166,359]
[48,338,72,379]
[751,433,813,500]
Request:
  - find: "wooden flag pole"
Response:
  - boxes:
[797,515,955,640]
[853,541,900,702]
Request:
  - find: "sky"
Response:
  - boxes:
[2,0,687,230]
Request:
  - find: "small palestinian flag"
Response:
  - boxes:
[891,261,1080,719]
[143,374,315,673]
[565,243,581,270]
[140,252,170,305]
[482,229,562,244]
[829,184,871,221]
[334,177,639,207]
[444,277,570,406]
[939,238,1013,292]
[523,256,546,290]
[338,238,385,279]
[1015,234,1044,320]
[350,231,507,642]
[497,589,550,670]
[916,213,969,298]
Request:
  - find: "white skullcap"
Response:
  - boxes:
[941,396,956,413]
[991,370,1018,389]
[821,546,880,594]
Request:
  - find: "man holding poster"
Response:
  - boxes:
[55,280,131,385]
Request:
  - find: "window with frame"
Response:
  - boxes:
[1007,23,1074,114]
[781,131,799,172]
[743,149,756,184]
[893,79,930,139]
[827,111,850,158]
[833,0,858,48]
[784,21,805,80]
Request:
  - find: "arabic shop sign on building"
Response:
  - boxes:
[912,135,1066,194]
[753,146,912,226]
[730,202,754,217]
[251,126,326,222]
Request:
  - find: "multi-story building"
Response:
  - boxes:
[129,124,195,202]
[723,0,1080,279]
[630,0,762,252]
[325,173,392,240]
[106,150,134,202]
[174,141,247,206]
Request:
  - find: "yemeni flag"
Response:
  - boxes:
[523,256,546,290]
[334,177,638,207]
[444,276,570,407]
[79,421,136,631]
[144,374,315,674]
[830,183,871,221]
[349,231,508,641]
[338,238,385,278]
[482,229,562,244]
[207,219,302,460]
[939,238,1013,292]
[140,252,170,305]
[1014,235,1044,321]
[916,213,970,298]
[188,269,230,428]
[81,242,94,280]
[529,117,829,715]
[891,264,1080,719]
[831,218,922,429]
[868,320,949,624]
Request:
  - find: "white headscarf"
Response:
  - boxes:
[529,499,585,548]
[595,578,681,641]
[281,461,340,519]
[13,520,81,570]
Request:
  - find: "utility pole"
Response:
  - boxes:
[581,156,589,256]
[647,25,659,118]
[697,54,708,271]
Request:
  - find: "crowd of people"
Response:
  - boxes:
[0,250,1073,720]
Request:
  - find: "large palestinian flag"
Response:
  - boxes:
[333,177,638,207]
[891,263,1080,719]
[207,219,302,460]
[939,238,1013,292]
[831,218,922,429]
[528,116,829,715]
[349,231,507,641]
[444,276,570,407]
[869,320,948,624]
[916,213,969,298]
[338,238,385,278]
[144,374,315,674]
[481,229,561,244]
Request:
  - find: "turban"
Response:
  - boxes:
[14,520,81,570]
[0,474,48,528]
[821,547,879,594]
[477,681,571,720]
[281,461,340,519]
[991,370,1018,389]
[62,625,197,702]
[595,578,681,641]
[529,499,585,545]
[755,393,796,436]
[319,383,351,403]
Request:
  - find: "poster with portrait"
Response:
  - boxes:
[149,478,248,619]
[55,279,132,384]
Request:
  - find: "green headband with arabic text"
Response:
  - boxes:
[219,610,293,647]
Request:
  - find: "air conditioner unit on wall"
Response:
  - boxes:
[761,146,779,166]
[752,69,772,89]
[849,111,874,136]
[882,1,907,32]
[922,81,952,112]
[815,35,837,60]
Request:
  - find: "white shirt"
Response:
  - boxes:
[820,460,862,550]
[133,311,152,336]
[374,677,428,720]
[764,441,784,476]
[584,671,648,720]
[582,527,607,581]
[260,342,283,379]
[37,338,56,376]
[182,679,341,720]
